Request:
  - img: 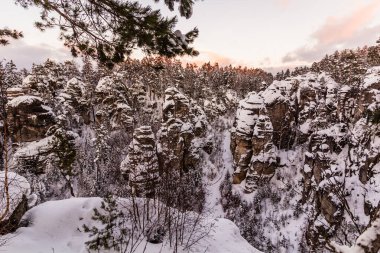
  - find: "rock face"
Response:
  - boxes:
[59,78,91,125]
[245,115,277,193]
[157,87,211,175]
[260,80,297,149]
[120,126,160,197]
[203,89,239,119]
[7,96,55,143]
[230,92,277,192]
[12,136,54,175]
[94,77,161,130]
[119,88,212,202]
[95,76,134,129]
[6,87,27,99]
[229,67,380,250]
[10,135,76,201]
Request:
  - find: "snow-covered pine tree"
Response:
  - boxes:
[2,61,22,88]
[368,45,380,67]
[81,56,97,86]
[82,196,132,252]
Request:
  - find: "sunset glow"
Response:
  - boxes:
[1,0,379,72]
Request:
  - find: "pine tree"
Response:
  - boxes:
[2,61,22,87]
[284,69,290,79]
[81,56,97,86]
[0,29,22,45]
[82,196,130,252]
[11,0,199,67]
[367,46,380,66]
[62,60,80,80]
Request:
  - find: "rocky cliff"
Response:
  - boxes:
[2,56,380,253]
[120,126,160,197]
[227,67,380,251]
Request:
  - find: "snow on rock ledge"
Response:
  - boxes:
[234,91,265,136]
[7,95,43,108]
[12,136,54,175]
[363,66,380,89]
[7,95,55,143]
[230,92,278,192]
[120,126,160,197]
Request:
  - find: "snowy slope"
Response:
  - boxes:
[1,198,262,253]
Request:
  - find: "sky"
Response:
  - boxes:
[0,0,380,73]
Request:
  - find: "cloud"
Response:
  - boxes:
[263,65,294,74]
[200,51,236,66]
[258,57,272,66]
[314,1,380,45]
[282,0,380,64]
[0,40,73,69]
[180,50,240,66]
[277,0,291,7]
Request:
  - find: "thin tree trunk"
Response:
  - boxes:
[0,74,10,222]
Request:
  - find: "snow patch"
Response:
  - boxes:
[7,95,43,108]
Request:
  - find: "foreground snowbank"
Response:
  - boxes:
[0,197,261,253]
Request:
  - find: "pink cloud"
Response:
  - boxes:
[200,51,235,65]
[278,0,291,7]
[180,50,239,67]
[313,0,380,45]
[282,0,380,64]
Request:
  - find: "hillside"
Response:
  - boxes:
[1,44,380,252]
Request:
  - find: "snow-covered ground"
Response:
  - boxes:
[204,129,233,218]
[0,197,262,253]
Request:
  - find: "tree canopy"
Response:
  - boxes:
[0,28,23,46]
[1,0,199,67]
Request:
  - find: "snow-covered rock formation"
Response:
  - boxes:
[7,95,55,143]
[95,76,134,129]
[157,87,212,174]
[228,67,380,251]
[118,88,213,204]
[2,56,380,253]
[230,92,277,192]
[121,126,160,197]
